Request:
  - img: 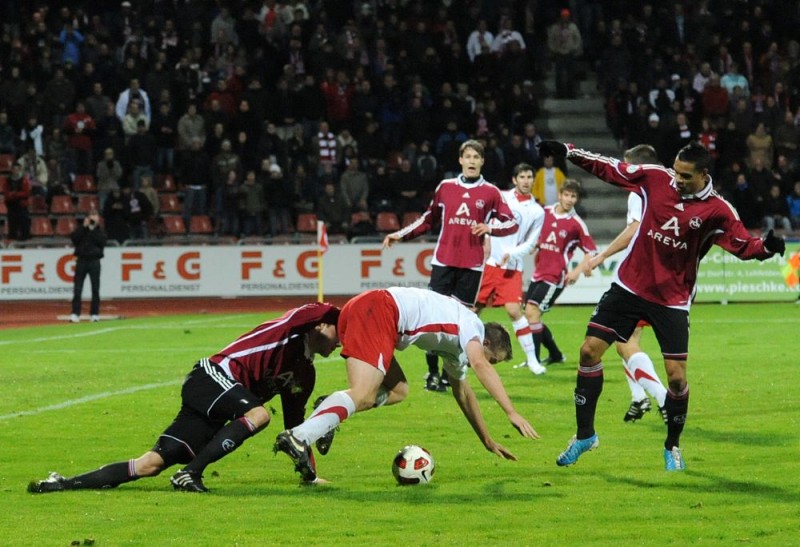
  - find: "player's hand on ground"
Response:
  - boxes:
[382,233,401,248]
[471,223,491,236]
[485,440,518,461]
[537,140,569,158]
[763,229,786,256]
[509,412,540,439]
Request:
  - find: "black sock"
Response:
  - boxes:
[531,325,543,360]
[183,417,258,475]
[66,461,135,489]
[426,351,439,376]
[542,324,562,358]
[575,363,604,439]
[664,386,689,449]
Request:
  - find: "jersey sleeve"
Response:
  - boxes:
[279,362,316,429]
[626,193,643,224]
[397,183,442,240]
[507,206,544,265]
[488,191,518,237]
[713,203,773,261]
[568,147,652,193]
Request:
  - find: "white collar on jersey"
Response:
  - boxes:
[678,176,715,201]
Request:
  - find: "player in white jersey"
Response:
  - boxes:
[588,145,668,423]
[477,163,546,374]
[275,287,539,482]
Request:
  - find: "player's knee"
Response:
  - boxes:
[390,381,409,404]
[579,341,600,365]
[134,451,167,477]
[244,406,271,430]
[153,436,193,469]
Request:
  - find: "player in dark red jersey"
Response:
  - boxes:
[539,140,785,471]
[524,179,596,366]
[383,139,518,391]
[28,303,341,494]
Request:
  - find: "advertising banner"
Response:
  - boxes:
[1,242,796,303]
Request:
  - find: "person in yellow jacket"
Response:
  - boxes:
[533,154,566,205]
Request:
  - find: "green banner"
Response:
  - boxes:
[695,245,799,303]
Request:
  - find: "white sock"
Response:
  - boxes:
[627,352,667,407]
[512,316,539,365]
[292,391,356,445]
[623,359,647,401]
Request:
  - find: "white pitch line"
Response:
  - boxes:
[1,356,343,421]
[0,380,182,421]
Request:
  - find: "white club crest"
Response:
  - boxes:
[689,217,702,229]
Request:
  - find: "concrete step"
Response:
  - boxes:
[545,114,609,133]
[541,76,599,96]
[542,96,605,113]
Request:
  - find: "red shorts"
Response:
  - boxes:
[476,265,523,306]
[338,290,399,374]
[636,320,650,328]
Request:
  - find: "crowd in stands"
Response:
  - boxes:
[1,1,800,245]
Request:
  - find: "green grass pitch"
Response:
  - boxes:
[1,303,798,545]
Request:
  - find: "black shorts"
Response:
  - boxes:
[429,265,483,307]
[525,280,564,313]
[153,359,262,464]
[586,283,689,360]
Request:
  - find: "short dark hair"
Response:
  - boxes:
[513,162,534,177]
[484,322,512,362]
[459,139,484,158]
[561,179,582,195]
[676,142,711,172]
[624,144,659,165]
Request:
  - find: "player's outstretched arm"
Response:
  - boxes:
[382,232,402,248]
[590,221,639,270]
[449,377,518,460]
[465,341,540,439]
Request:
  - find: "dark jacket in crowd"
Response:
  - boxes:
[71,222,107,259]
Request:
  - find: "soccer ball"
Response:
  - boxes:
[392,445,435,485]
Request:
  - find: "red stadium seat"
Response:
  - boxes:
[30,216,54,237]
[50,195,76,215]
[376,212,400,233]
[29,194,48,214]
[295,213,318,233]
[77,195,100,214]
[55,216,78,236]
[0,154,14,173]
[189,215,213,235]
[159,193,181,214]
[73,174,96,193]
[162,215,186,235]
[401,211,422,226]
[156,174,176,192]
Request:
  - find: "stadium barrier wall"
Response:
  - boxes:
[0,243,796,302]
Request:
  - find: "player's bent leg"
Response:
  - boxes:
[133,451,167,477]
[28,452,158,493]
[380,357,409,406]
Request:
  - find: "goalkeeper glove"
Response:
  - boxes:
[537,140,569,158]
[763,229,785,256]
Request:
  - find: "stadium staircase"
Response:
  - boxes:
[539,70,627,241]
